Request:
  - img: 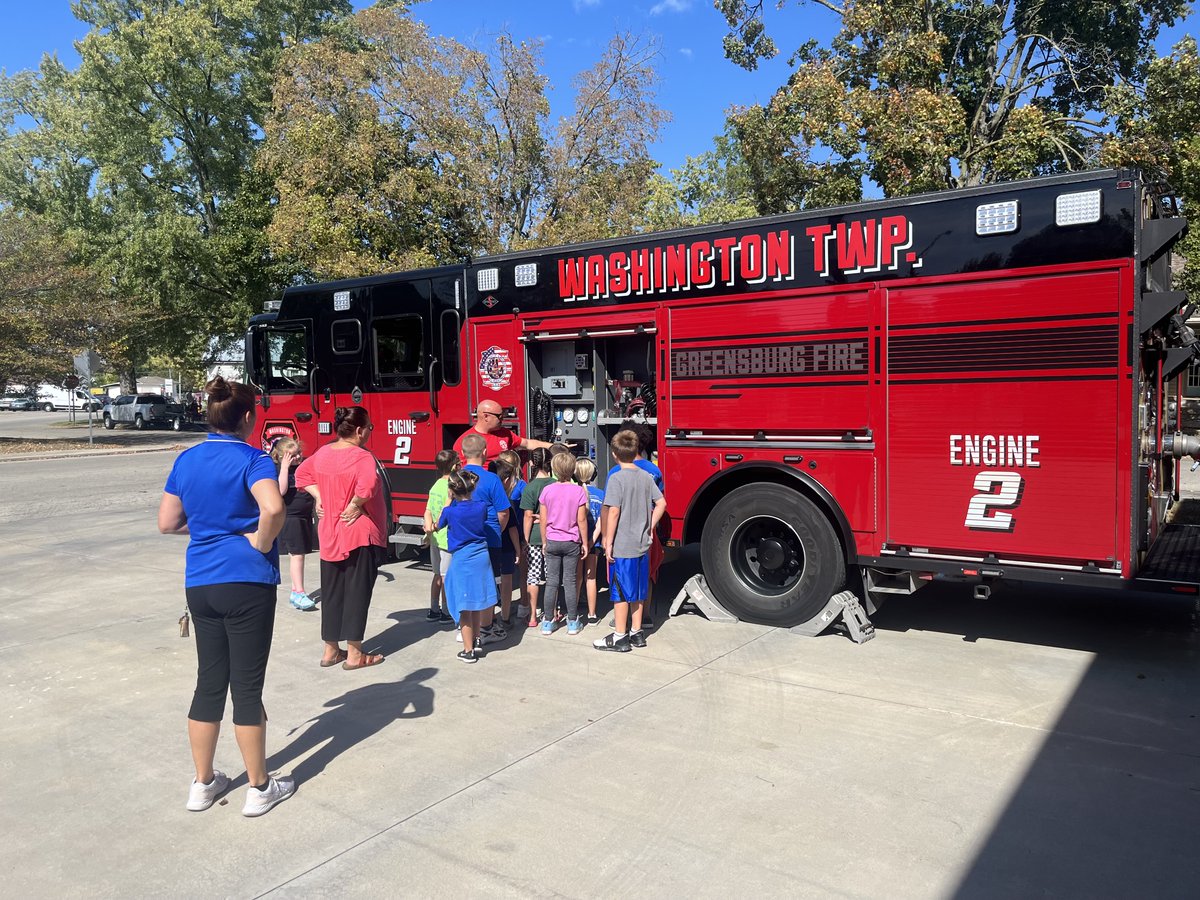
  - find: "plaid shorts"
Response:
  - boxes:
[525,545,546,586]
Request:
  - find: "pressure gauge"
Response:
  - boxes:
[562,407,576,424]
[576,407,590,424]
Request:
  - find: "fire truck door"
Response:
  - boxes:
[364,283,440,512]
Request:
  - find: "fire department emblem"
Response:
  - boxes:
[261,422,297,453]
[479,345,512,391]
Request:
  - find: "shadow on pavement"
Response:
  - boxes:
[873,584,1200,898]
[263,667,437,788]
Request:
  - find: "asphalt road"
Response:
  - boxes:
[0,450,1197,898]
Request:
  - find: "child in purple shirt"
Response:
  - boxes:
[537,452,590,635]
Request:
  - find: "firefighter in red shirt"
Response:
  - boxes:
[453,399,555,466]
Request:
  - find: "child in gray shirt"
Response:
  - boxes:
[594,430,666,652]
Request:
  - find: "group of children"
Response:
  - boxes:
[426,428,665,662]
[266,426,666,664]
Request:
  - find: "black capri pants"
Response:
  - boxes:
[186,582,276,726]
[320,545,380,642]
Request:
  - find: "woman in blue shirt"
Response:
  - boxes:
[158,377,292,818]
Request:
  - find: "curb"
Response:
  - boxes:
[0,444,190,463]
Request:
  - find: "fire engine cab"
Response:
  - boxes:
[247,169,1197,628]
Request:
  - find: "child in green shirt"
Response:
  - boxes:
[422,449,460,622]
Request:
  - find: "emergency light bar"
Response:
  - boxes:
[975,200,1019,235]
[1055,190,1102,226]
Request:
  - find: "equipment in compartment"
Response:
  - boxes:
[525,331,658,485]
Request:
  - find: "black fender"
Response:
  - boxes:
[682,461,857,564]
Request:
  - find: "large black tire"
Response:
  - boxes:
[133,414,145,430]
[103,414,115,430]
[171,415,183,432]
[42,402,54,412]
[700,484,845,627]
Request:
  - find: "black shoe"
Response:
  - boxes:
[629,630,647,648]
[592,632,631,653]
[438,610,453,623]
[457,649,477,664]
[426,609,442,622]
[473,636,486,657]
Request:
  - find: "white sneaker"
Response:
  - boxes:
[186,770,229,811]
[242,776,295,817]
[455,628,463,643]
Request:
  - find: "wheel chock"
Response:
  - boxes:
[789,590,876,644]
[669,575,739,623]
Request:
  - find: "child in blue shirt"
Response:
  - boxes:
[436,470,497,664]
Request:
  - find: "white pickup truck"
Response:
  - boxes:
[102,393,187,430]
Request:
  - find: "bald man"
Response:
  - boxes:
[453,399,554,465]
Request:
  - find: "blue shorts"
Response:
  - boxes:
[608,555,649,604]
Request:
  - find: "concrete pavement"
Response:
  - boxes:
[0,452,1197,898]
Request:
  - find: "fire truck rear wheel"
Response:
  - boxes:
[701,484,845,627]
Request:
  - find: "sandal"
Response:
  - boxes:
[319,649,348,668]
[342,653,385,671]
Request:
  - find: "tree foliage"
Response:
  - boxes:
[1104,37,1200,294]
[263,5,668,278]
[0,0,349,385]
[716,0,1191,208]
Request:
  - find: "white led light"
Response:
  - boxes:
[976,200,1019,235]
[318,422,331,434]
[1055,190,1102,226]
[476,268,499,292]
[576,407,589,424]
[562,408,575,424]
[514,263,538,287]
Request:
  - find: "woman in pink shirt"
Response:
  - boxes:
[295,407,388,670]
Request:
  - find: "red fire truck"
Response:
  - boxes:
[246,169,1197,627]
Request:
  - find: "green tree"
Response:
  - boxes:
[263,4,668,277]
[0,0,350,387]
[716,0,1191,206]
[1104,37,1200,294]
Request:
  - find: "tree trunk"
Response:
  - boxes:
[120,366,138,394]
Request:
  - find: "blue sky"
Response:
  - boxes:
[0,1,1196,173]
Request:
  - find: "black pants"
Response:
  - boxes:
[186,582,276,726]
[320,546,379,642]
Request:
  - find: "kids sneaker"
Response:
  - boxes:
[587,614,599,624]
[425,609,442,622]
[438,611,454,623]
[455,628,463,643]
[186,770,229,811]
[540,618,555,635]
[289,591,316,611]
[457,649,477,664]
[592,632,631,653]
[242,776,295,818]
[567,617,583,635]
[629,630,647,648]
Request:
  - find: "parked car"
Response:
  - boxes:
[0,393,37,411]
[35,384,104,412]
[103,394,188,431]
